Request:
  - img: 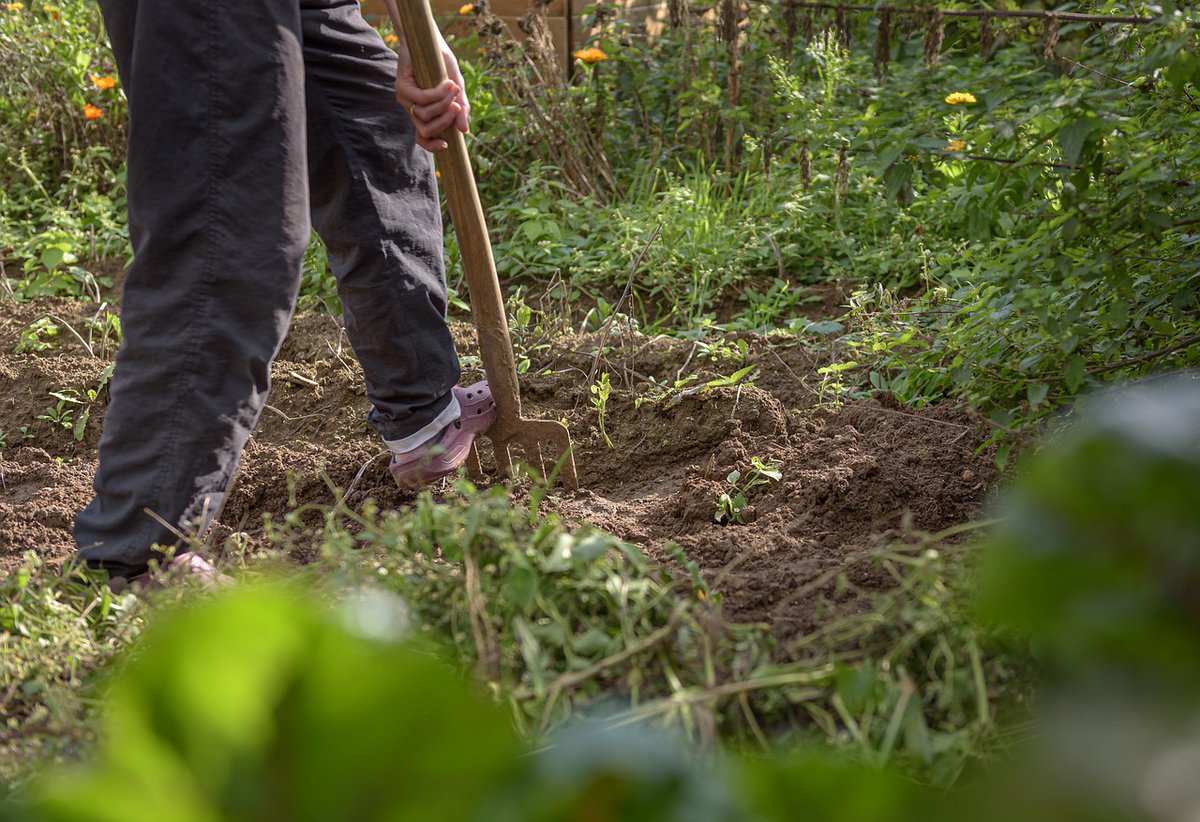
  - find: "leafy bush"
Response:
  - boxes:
[3,581,930,822]
[0,0,128,281]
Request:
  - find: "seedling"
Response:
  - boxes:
[37,364,115,442]
[590,371,613,448]
[14,318,59,354]
[37,393,81,439]
[715,457,783,524]
[85,309,122,357]
[635,365,757,410]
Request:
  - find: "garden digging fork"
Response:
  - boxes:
[392,0,579,489]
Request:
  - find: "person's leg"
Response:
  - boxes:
[300,0,462,450]
[75,0,311,578]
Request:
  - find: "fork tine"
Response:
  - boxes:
[465,441,484,479]
[494,436,514,478]
[524,437,547,478]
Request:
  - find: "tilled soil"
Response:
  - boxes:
[1,296,997,650]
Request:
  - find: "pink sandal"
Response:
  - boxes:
[108,552,226,594]
[389,381,497,489]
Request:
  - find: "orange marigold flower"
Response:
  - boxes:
[90,73,117,89]
[458,3,474,13]
[945,139,966,151]
[573,46,608,64]
[83,103,103,120]
[384,33,398,43]
[944,91,977,105]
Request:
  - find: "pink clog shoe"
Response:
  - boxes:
[389,381,497,489]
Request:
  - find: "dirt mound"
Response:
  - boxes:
[1,298,998,654]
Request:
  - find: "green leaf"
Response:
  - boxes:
[502,563,539,612]
[571,627,611,657]
[1064,355,1086,394]
[1027,381,1050,410]
[873,146,902,176]
[806,320,846,335]
[882,161,913,202]
[835,664,876,714]
[1057,118,1096,166]
[40,247,65,271]
[572,533,612,563]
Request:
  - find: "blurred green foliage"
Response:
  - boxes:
[978,374,1200,690]
[0,583,932,822]
[13,584,524,821]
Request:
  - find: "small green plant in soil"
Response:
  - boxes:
[14,317,60,354]
[35,364,114,442]
[36,393,81,439]
[715,457,782,525]
[589,371,613,448]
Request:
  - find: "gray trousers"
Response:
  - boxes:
[75,0,461,577]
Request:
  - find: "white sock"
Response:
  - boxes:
[384,395,461,454]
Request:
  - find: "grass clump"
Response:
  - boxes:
[260,476,1028,782]
[0,556,141,789]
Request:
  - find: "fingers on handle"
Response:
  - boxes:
[399,78,458,106]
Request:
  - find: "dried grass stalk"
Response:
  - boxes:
[719,0,738,43]
[979,15,994,60]
[1041,15,1060,60]
[471,3,617,201]
[836,145,849,197]
[669,0,686,28]
[923,8,945,67]
[834,6,850,49]
[784,0,797,56]
[518,9,564,84]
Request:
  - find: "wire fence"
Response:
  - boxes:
[779,1,1199,28]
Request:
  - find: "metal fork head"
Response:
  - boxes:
[473,418,578,489]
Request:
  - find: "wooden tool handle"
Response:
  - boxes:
[393,0,524,437]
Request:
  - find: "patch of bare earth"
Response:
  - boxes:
[1,298,997,656]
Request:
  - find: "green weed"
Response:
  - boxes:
[589,371,613,448]
[715,457,782,525]
[14,318,59,354]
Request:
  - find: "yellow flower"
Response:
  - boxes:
[945,139,966,151]
[383,33,398,43]
[90,73,117,89]
[573,46,608,64]
[945,91,977,105]
[458,3,474,13]
[5,3,26,9]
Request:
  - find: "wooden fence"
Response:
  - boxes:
[359,1,1197,72]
